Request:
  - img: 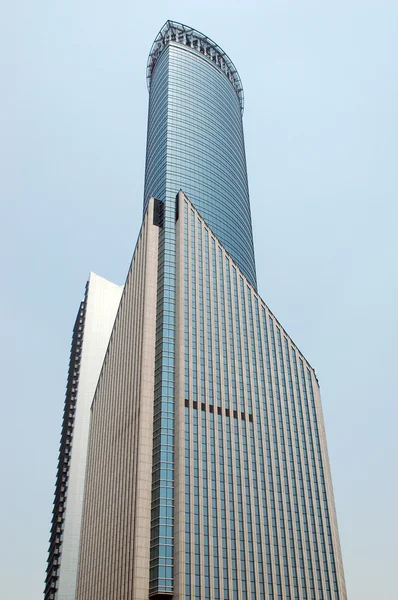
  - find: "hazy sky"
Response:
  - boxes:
[1,1,397,598]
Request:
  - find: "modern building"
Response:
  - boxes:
[44,273,123,600]
[45,19,347,600]
[144,21,256,289]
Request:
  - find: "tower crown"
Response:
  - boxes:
[147,20,244,113]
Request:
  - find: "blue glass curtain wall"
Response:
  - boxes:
[144,43,257,289]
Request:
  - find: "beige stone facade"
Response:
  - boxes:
[76,198,159,600]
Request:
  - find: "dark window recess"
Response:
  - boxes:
[184,398,253,422]
[175,193,179,221]
[153,198,164,227]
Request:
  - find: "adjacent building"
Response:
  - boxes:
[45,20,347,600]
[44,273,123,600]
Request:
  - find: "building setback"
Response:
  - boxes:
[45,20,347,600]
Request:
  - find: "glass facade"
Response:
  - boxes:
[144,28,257,289]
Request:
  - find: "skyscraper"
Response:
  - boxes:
[144,21,256,288]
[45,20,347,600]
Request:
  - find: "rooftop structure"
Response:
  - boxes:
[147,20,244,113]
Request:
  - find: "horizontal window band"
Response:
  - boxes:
[184,398,253,422]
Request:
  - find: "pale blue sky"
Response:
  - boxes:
[1,1,397,598]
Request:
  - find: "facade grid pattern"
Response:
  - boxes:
[75,200,159,600]
[175,192,347,600]
[144,40,257,288]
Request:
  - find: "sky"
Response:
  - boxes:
[1,1,397,598]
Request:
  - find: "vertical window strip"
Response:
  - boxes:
[212,239,221,404]
[226,418,238,598]
[210,410,220,600]
[197,218,205,401]
[291,347,316,600]
[233,418,245,598]
[225,260,237,411]
[240,278,252,415]
[298,359,326,599]
[229,419,240,600]
[276,329,301,600]
[261,307,283,600]
[254,298,274,599]
[185,405,191,599]
[150,192,175,594]
[247,290,265,600]
[193,409,200,598]
[242,417,258,598]
[184,201,189,398]
[196,216,206,599]
[248,419,260,598]
[306,370,334,598]
[232,268,245,413]
[218,415,229,599]
[233,269,251,596]
[218,249,230,407]
[219,254,239,599]
[240,422,249,597]
[240,286,259,597]
[204,229,213,404]
[186,204,194,599]
[202,413,210,599]
[210,234,222,599]
[283,338,310,599]
[301,364,338,600]
[269,318,291,600]
[191,210,197,401]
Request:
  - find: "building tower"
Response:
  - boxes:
[144,21,256,289]
[45,19,347,600]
